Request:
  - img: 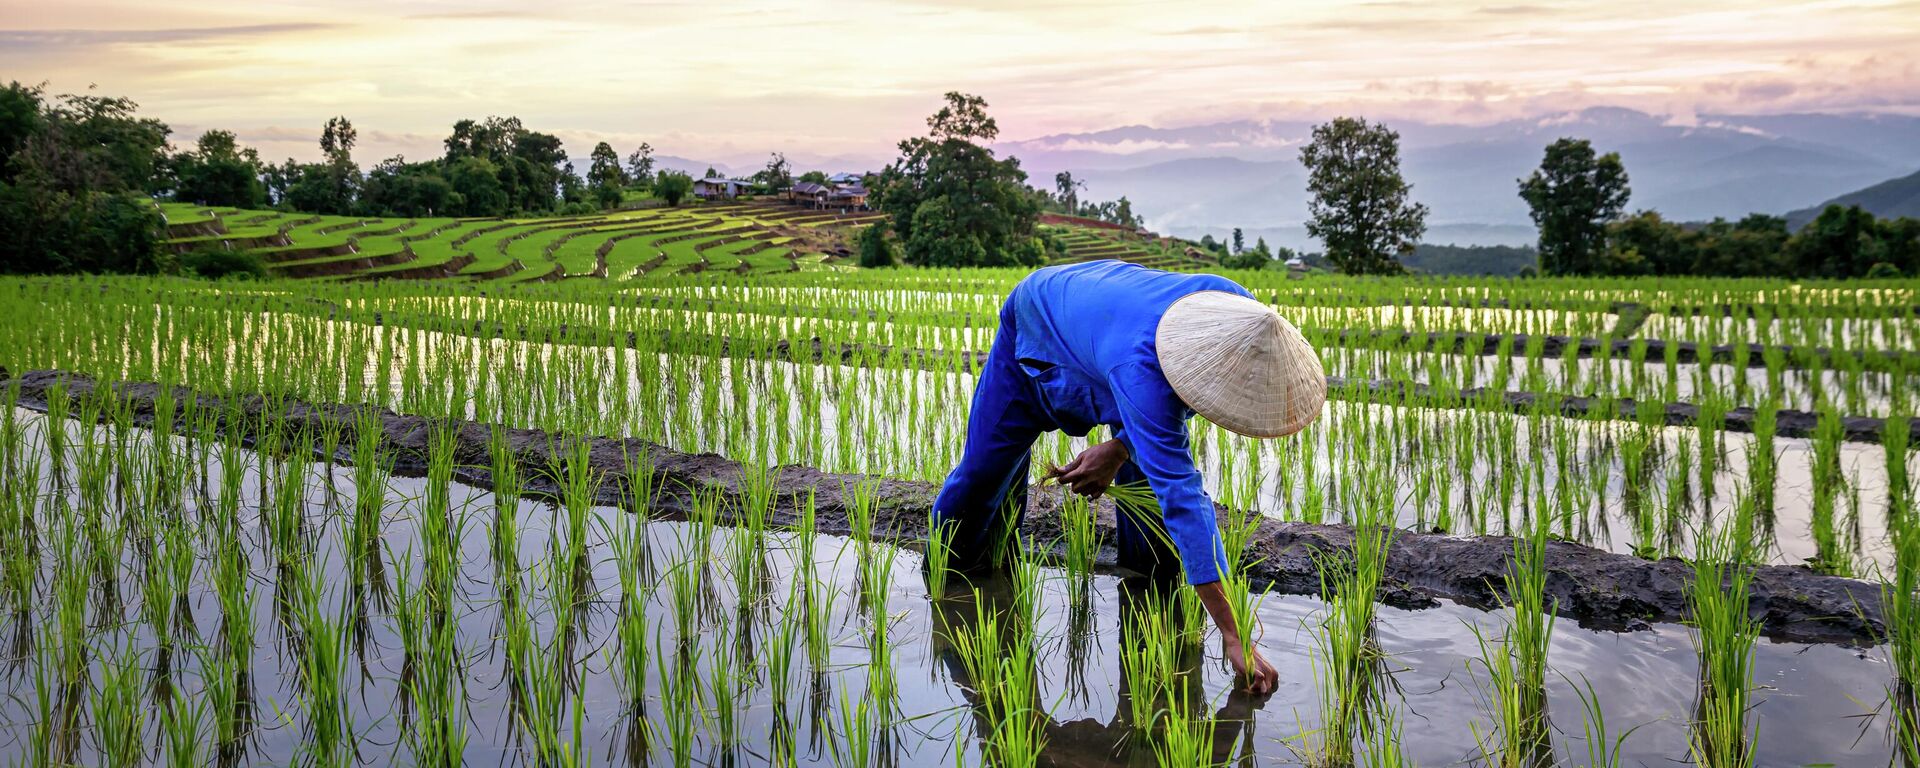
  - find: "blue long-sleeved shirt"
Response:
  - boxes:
[1006,260,1253,585]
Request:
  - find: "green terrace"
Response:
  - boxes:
[156,200,1215,280]
[156,201,894,281]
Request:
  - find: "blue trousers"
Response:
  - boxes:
[931,303,1180,580]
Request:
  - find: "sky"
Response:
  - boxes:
[4,0,1918,167]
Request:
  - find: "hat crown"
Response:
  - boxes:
[1155,291,1325,439]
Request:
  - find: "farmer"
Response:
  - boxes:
[932,259,1325,695]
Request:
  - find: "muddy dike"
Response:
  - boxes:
[3,367,1886,647]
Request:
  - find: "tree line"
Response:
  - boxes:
[1518,138,1917,279]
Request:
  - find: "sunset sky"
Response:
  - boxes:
[4,0,1917,166]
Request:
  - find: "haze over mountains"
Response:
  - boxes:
[996,108,1920,249]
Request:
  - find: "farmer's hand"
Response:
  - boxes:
[1222,631,1280,696]
[1046,439,1129,498]
[1196,580,1279,696]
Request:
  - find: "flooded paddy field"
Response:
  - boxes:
[0,272,1914,766]
[0,411,1905,766]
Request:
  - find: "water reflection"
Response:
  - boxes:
[927,571,1260,767]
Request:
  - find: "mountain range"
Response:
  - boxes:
[994,108,1920,249]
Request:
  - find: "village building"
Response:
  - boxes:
[692,178,754,200]
[786,179,869,210]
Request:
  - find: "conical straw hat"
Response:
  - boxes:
[1155,291,1325,438]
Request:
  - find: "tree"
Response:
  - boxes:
[171,129,266,208]
[445,156,507,216]
[703,166,717,179]
[654,170,693,206]
[857,224,896,267]
[870,92,1041,268]
[1054,171,1082,213]
[1787,205,1880,279]
[358,156,459,217]
[756,152,791,192]
[438,116,569,214]
[1519,138,1630,276]
[1231,228,1244,254]
[1221,237,1276,270]
[319,116,356,162]
[1300,117,1427,274]
[0,83,170,275]
[588,141,627,188]
[588,141,627,209]
[625,143,654,186]
[799,170,829,185]
[1114,196,1137,228]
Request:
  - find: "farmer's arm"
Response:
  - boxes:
[1109,364,1279,694]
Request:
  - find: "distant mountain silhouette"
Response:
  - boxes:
[999,108,1920,246]
[1785,168,1920,229]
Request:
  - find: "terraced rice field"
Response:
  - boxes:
[157,201,893,281]
[1045,223,1216,271]
[0,270,1915,766]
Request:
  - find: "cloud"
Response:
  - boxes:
[1027,137,1194,154]
[0,23,338,49]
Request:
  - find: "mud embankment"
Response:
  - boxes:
[1,368,1887,646]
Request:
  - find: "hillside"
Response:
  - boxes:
[1785,168,1920,228]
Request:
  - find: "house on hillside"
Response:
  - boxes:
[693,178,753,200]
[828,172,864,185]
[826,183,868,209]
[788,180,869,210]
[788,181,830,206]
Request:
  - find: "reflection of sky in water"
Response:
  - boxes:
[0,410,1904,766]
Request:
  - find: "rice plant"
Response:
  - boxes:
[1687,495,1761,768]
[1469,499,1556,767]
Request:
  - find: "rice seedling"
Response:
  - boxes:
[490,424,524,575]
[925,511,957,598]
[1059,493,1100,578]
[1809,404,1852,576]
[1469,497,1556,768]
[1304,482,1393,767]
[1120,598,1181,731]
[1687,495,1761,768]
[655,634,701,768]
[1154,686,1218,767]
[829,685,878,768]
[90,640,147,767]
[286,553,354,766]
[161,680,209,768]
[1880,505,1920,762]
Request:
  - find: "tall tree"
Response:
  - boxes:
[1054,171,1081,213]
[654,170,693,206]
[625,143,654,186]
[870,92,1042,268]
[285,117,362,214]
[320,116,357,161]
[1299,117,1428,275]
[1519,138,1630,276]
[1231,227,1244,254]
[171,129,266,208]
[588,141,627,209]
[757,152,792,191]
[588,141,627,187]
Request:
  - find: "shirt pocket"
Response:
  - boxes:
[1021,359,1099,437]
